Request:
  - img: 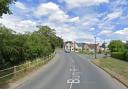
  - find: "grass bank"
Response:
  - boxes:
[92,58,128,87]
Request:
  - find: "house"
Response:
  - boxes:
[84,43,100,53]
[64,41,74,51]
[74,43,86,52]
[73,42,81,52]
[64,41,101,53]
[64,41,84,52]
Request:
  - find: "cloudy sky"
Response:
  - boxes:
[0,0,128,43]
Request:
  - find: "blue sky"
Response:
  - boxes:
[0,0,128,43]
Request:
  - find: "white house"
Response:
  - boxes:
[64,41,74,51]
[64,41,85,52]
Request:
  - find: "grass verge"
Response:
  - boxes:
[0,54,55,89]
[92,58,128,87]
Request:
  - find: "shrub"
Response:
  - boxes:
[111,52,125,60]
[125,51,128,61]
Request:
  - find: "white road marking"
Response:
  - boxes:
[73,79,80,83]
[67,79,73,83]
[69,83,73,89]
[67,79,80,84]
[72,75,80,79]
[68,59,81,89]
[70,68,78,72]
[72,71,80,76]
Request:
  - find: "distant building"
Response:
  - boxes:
[64,41,101,53]
[75,43,86,52]
[64,41,74,51]
[84,43,100,53]
[64,41,84,52]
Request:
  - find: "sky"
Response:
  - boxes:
[0,0,128,43]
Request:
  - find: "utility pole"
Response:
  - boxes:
[94,36,97,59]
[103,41,106,52]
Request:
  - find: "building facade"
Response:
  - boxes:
[64,41,101,53]
[64,41,74,51]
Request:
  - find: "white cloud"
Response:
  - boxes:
[61,0,109,9]
[90,27,95,31]
[115,28,128,35]
[44,14,100,43]
[15,2,27,10]
[17,20,37,32]
[81,15,99,28]
[105,11,122,21]
[34,2,69,23]
[40,20,94,43]
[62,30,94,43]
[98,30,112,35]
[34,2,80,23]
[99,28,128,41]
[75,32,94,43]
[0,15,37,33]
[69,16,80,23]
[34,2,60,16]
[97,8,123,33]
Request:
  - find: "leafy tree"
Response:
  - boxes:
[125,43,128,50]
[0,0,16,16]
[108,40,125,52]
[108,40,128,61]
[0,25,63,69]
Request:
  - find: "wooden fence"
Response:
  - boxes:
[0,52,55,83]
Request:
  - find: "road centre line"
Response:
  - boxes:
[69,82,73,89]
[67,58,81,89]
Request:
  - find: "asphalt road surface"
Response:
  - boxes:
[14,50,127,89]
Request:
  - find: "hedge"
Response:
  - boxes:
[111,52,125,60]
[125,51,128,61]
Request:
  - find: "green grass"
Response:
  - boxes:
[0,55,54,87]
[93,58,128,86]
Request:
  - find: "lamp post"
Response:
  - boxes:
[94,36,97,59]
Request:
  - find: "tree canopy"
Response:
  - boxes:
[0,0,16,16]
[0,25,63,69]
[108,40,128,61]
[108,40,125,52]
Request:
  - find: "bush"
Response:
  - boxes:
[125,51,128,61]
[111,52,125,60]
[0,26,63,69]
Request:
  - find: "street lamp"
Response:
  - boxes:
[94,36,97,59]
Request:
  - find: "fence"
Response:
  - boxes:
[0,52,55,83]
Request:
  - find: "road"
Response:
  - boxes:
[14,50,127,89]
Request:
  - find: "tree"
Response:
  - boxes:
[101,41,107,53]
[108,40,125,52]
[36,26,63,50]
[0,0,16,16]
[125,43,128,50]
[0,25,63,69]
